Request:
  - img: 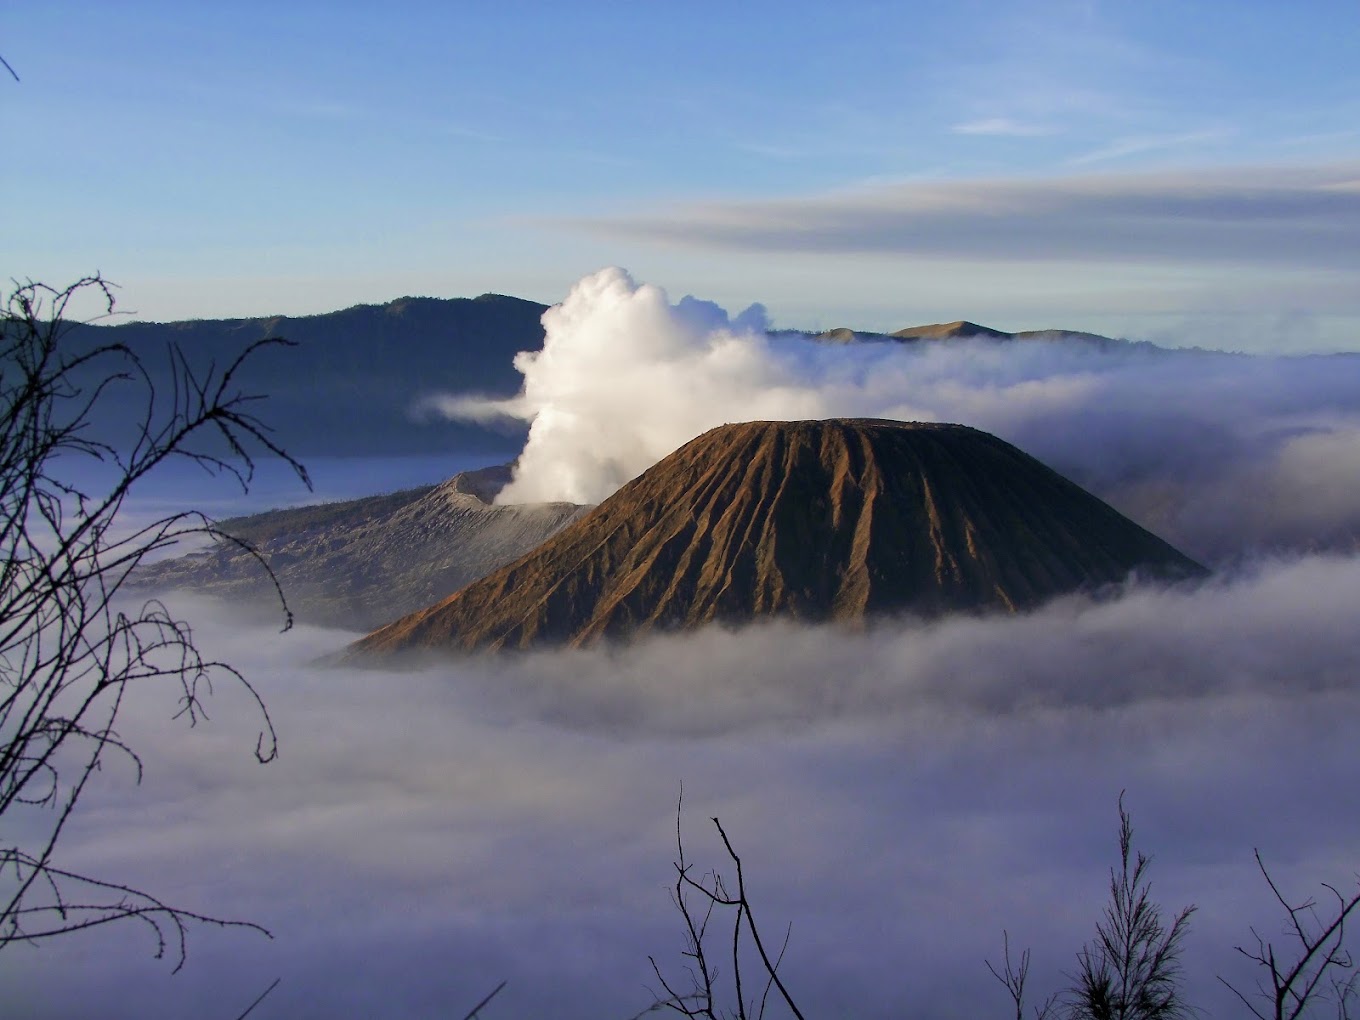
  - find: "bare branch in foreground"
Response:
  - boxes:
[646,788,805,1020]
[989,930,1058,1020]
[1220,852,1360,1020]
[1,275,308,967]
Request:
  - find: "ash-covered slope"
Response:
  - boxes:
[132,465,586,631]
[351,420,1202,656]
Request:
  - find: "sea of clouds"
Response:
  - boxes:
[6,566,1360,1018]
[4,268,1359,1018]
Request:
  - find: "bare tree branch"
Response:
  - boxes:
[1220,852,1360,1020]
[646,788,805,1020]
[232,976,282,1020]
[459,979,508,1020]
[989,929,1059,1020]
[0,275,308,968]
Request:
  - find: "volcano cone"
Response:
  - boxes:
[349,419,1202,655]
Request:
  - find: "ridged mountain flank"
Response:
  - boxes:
[348,420,1203,656]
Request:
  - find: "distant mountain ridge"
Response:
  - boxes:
[68,291,1149,458]
[892,319,1014,340]
[816,320,1129,347]
[66,293,550,457]
[349,419,1203,656]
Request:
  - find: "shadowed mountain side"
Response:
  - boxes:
[132,465,586,631]
[65,293,550,456]
[349,420,1204,656]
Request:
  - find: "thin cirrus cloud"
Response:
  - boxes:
[575,162,1360,270]
[950,117,1060,137]
[1067,127,1234,165]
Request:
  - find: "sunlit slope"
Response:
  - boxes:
[350,420,1203,654]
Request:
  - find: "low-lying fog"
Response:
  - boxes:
[6,268,1358,1017]
[6,555,1360,1018]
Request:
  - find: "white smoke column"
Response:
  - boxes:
[444,267,830,504]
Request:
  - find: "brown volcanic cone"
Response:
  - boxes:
[349,419,1202,655]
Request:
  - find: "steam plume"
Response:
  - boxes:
[430,268,1360,561]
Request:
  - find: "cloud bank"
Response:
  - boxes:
[433,268,1360,562]
[576,163,1360,268]
[5,562,1360,1018]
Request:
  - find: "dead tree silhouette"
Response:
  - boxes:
[0,275,308,968]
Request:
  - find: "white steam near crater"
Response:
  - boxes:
[438,266,810,505]
[430,267,1360,562]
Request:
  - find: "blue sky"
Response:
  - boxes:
[5,1,1359,350]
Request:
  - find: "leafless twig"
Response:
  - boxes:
[0,275,308,967]
[646,788,805,1020]
[1220,852,1360,1020]
[988,929,1058,1020]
